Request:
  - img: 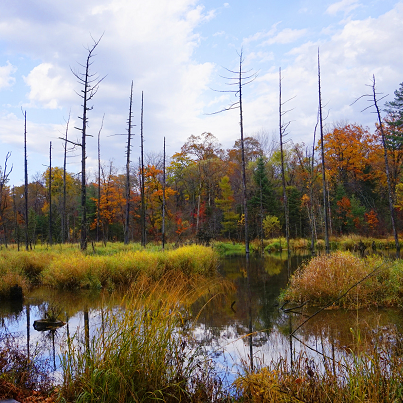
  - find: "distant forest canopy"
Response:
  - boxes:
[2,82,403,246]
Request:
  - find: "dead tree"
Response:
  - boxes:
[48,142,52,246]
[209,49,257,257]
[96,115,105,244]
[318,49,330,254]
[140,92,146,247]
[124,82,135,245]
[61,114,70,244]
[71,35,105,250]
[352,75,400,258]
[279,67,294,257]
[23,110,29,251]
[310,118,319,254]
[162,137,166,250]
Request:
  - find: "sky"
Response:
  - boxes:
[0,0,402,185]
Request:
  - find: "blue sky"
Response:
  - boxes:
[0,0,402,185]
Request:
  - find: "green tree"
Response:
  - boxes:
[385,82,403,145]
[249,156,280,240]
[263,215,280,238]
[215,175,238,239]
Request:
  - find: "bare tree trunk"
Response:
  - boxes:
[372,75,400,258]
[140,92,146,247]
[318,49,330,254]
[279,67,290,257]
[238,53,249,257]
[124,82,134,245]
[97,120,101,243]
[259,174,264,254]
[71,36,104,251]
[162,137,166,250]
[62,114,70,244]
[310,150,316,255]
[49,142,52,246]
[209,50,256,257]
[23,110,29,251]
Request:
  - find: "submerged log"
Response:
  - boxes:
[33,319,66,332]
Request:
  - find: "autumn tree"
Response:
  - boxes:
[91,164,126,243]
[144,164,175,241]
[0,152,13,246]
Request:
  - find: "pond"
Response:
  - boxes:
[1,253,402,386]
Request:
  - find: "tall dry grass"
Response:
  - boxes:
[283,252,392,308]
[60,272,232,402]
[235,345,403,403]
[0,244,218,296]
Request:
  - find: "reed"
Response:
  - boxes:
[59,272,232,402]
[235,347,403,402]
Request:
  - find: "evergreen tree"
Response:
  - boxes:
[385,82,403,149]
[249,157,279,238]
[215,176,238,240]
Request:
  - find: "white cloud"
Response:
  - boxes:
[23,63,74,109]
[326,0,360,16]
[267,28,307,45]
[0,62,16,90]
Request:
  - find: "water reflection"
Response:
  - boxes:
[0,254,402,384]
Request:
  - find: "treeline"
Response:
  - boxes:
[0,116,402,247]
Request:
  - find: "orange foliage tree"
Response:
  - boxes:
[144,164,175,240]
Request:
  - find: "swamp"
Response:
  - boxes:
[1,243,403,402]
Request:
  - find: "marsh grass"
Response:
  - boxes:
[283,252,396,308]
[235,343,403,403]
[214,241,246,257]
[59,272,233,402]
[0,244,218,296]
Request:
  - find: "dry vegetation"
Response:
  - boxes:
[282,251,403,308]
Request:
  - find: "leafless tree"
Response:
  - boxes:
[209,49,257,257]
[140,92,146,247]
[318,49,330,254]
[162,137,166,250]
[279,67,294,257]
[124,83,135,245]
[23,110,29,251]
[48,142,52,246]
[70,35,105,250]
[352,75,400,258]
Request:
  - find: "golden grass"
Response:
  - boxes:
[283,252,390,308]
[0,244,219,296]
[235,348,403,403]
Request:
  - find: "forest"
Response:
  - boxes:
[1,38,402,250]
[1,110,403,248]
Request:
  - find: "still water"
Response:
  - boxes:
[1,254,402,384]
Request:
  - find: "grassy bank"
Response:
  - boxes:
[282,251,403,308]
[0,243,218,298]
